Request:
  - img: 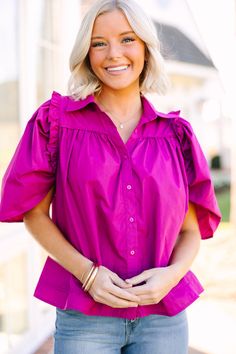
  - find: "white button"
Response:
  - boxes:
[129,217,134,223]
[130,250,135,255]
[127,184,132,190]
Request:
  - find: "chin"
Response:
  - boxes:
[102,80,140,92]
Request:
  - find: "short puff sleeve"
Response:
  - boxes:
[0,91,60,222]
[173,117,221,239]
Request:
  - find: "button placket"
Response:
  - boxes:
[123,160,138,265]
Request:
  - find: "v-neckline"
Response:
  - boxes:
[97,107,142,147]
[94,98,144,146]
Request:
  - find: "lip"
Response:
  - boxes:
[104,65,131,76]
[105,64,130,69]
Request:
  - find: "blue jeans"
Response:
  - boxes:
[54,308,188,354]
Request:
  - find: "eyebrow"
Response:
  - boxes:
[91,31,135,40]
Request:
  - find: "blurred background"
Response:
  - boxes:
[0,0,235,353]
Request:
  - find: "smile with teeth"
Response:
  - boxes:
[106,65,129,72]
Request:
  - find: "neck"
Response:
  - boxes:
[95,88,142,118]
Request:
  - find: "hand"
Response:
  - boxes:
[124,266,179,306]
[88,265,141,308]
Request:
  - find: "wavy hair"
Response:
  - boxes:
[68,0,170,100]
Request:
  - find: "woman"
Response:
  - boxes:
[0,0,221,353]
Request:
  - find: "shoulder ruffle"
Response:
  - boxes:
[36,91,61,172]
[172,116,221,239]
[46,91,61,172]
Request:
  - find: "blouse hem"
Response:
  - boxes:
[33,270,204,319]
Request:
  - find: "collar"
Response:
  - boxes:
[65,94,95,111]
[141,95,180,121]
[65,93,180,120]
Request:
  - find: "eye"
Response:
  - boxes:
[91,41,106,48]
[122,37,135,43]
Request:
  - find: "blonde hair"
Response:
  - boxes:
[68,0,170,100]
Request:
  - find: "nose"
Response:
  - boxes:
[107,43,122,60]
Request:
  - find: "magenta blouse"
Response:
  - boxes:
[0,91,221,319]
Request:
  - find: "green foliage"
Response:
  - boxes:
[216,187,230,222]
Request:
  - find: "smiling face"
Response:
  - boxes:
[88,9,146,96]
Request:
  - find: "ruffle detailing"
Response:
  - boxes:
[172,117,221,239]
[172,118,193,154]
[173,118,197,182]
[45,91,61,172]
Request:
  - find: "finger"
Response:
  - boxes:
[111,274,133,288]
[137,294,158,303]
[137,299,161,305]
[110,284,141,302]
[124,284,150,295]
[101,292,139,308]
[125,272,150,286]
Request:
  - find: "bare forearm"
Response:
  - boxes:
[23,211,92,283]
[23,210,141,309]
[169,229,201,284]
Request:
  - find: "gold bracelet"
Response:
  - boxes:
[82,264,96,290]
[84,265,99,292]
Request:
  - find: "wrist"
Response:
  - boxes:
[73,258,94,283]
[168,263,188,285]
[82,263,100,292]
